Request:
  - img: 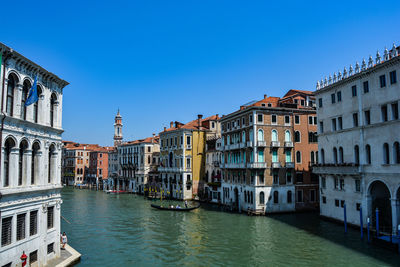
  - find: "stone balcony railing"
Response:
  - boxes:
[285,162,295,168]
[284,141,293,148]
[247,162,267,168]
[257,141,267,147]
[271,141,280,147]
[271,162,281,169]
[312,163,360,175]
[246,141,253,147]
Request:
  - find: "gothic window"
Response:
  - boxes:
[6,74,17,116]
[294,131,300,142]
[365,144,371,164]
[4,137,15,187]
[393,142,400,164]
[259,191,265,205]
[31,142,40,185]
[333,147,338,164]
[18,140,28,186]
[285,130,291,142]
[50,94,57,127]
[48,145,56,183]
[271,130,278,142]
[383,143,390,164]
[257,129,264,141]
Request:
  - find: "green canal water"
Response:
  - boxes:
[61,188,400,266]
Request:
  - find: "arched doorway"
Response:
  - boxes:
[369,181,392,233]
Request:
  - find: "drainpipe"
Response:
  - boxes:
[0,49,12,179]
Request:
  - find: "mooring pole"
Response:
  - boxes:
[367,217,370,243]
[376,208,379,237]
[344,203,347,233]
[360,207,363,239]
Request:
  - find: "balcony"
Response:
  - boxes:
[246,141,253,147]
[285,162,295,168]
[224,163,245,169]
[247,162,267,168]
[271,162,281,169]
[230,143,240,150]
[284,141,293,148]
[257,141,266,147]
[213,161,220,167]
[271,141,280,147]
[312,163,360,175]
[239,142,246,148]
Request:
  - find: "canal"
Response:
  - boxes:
[61,188,400,266]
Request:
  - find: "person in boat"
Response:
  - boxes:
[185,200,188,208]
[176,205,181,209]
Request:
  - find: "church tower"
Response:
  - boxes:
[114,109,123,146]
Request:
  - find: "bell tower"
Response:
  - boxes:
[114,109,123,147]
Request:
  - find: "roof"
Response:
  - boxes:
[282,89,314,98]
[63,141,113,152]
[160,114,220,134]
[120,135,159,146]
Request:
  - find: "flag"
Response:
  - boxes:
[25,75,38,106]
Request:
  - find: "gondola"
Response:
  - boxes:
[151,203,200,211]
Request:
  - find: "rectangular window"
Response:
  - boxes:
[286,172,292,184]
[355,179,361,192]
[340,179,344,190]
[337,91,342,102]
[318,98,323,108]
[380,75,386,88]
[341,200,345,208]
[186,136,191,145]
[338,117,343,130]
[186,158,191,169]
[296,173,303,183]
[356,203,361,211]
[353,113,358,127]
[390,70,397,84]
[47,243,54,254]
[30,250,38,265]
[310,190,316,202]
[1,217,12,246]
[308,116,313,125]
[331,118,337,131]
[319,121,324,133]
[271,115,277,124]
[313,117,317,125]
[257,114,263,123]
[297,190,303,203]
[301,99,305,106]
[352,85,357,97]
[381,105,388,122]
[295,115,300,124]
[331,93,336,104]
[284,115,290,124]
[391,102,399,120]
[249,115,253,123]
[335,199,339,207]
[273,172,279,184]
[321,177,326,188]
[363,81,369,93]
[322,196,327,204]
[364,110,371,125]
[16,213,26,241]
[334,177,338,189]
[47,206,54,229]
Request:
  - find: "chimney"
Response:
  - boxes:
[197,114,203,129]
[164,127,167,132]
[264,94,267,99]
[170,121,174,128]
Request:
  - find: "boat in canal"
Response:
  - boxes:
[151,203,200,211]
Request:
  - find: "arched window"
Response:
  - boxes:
[321,149,325,164]
[294,131,300,142]
[6,74,16,116]
[339,147,344,164]
[383,143,390,164]
[48,145,56,183]
[257,129,264,141]
[4,138,15,187]
[18,140,28,186]
[365,144,371,164]
[242,131,246,143]
[354,145,359,165]
[296,151,301,163]
[50,93,57,127]
[273,191,279,204]
[33,86,42,123]
[249,129,253,142]
[259,191,265,204]
[21,80,31,120]
[393,142,400,164]
[31,142,40,185]
[285,130,291,142]
[272,149,278,162]
[287,191,292,203]
[333,147,338,164]
[271,130,278,142]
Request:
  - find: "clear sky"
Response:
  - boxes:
[2,0,399,146]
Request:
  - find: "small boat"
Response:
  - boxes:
[106,190,128,194]
[151,203,200,211]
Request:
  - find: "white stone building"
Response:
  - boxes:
[314,44,400,234]
[0,43,68,266]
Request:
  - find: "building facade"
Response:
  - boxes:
[0,43,68,266]
[204,137,223,203]
[158,115,220,200]
[220,91,318,214]
[314,44,400,234]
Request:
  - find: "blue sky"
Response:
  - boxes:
[2,0,399,146]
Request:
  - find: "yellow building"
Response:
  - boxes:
[159,114,220,200]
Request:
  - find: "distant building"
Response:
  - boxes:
[313,44,400,234]
[158,115,220,200]
[220,90,318,214]
[87,147,112,189]
[204,137,223,203]
[0,43,68,266]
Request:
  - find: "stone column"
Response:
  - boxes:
[0,147,4,188]
[53,101,59,128]
[38,93,45,125]
[35,151,43,185]
[14,83,23,118]
[2,79,8,113]
[391,198,398,235]
[10,147,19,187]
[50,151,58,184]
[24,149,32,186]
